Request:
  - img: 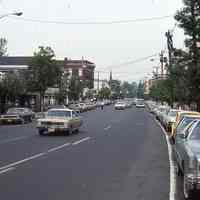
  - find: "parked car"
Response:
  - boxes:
[172,119,200,199]
[0,107,35,124]
[171,110,200,136]
[114,102,126,110]
[36,108,82,135]
[68,104,82,113]
[164,109,179,132]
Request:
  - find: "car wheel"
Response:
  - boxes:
[39,130,45,136]
[67,126,73,136]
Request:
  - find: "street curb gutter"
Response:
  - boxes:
[154,119,176,200]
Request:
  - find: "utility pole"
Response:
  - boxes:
[97,71,100,93]
[165,30,174,70]
[160,51,164,77]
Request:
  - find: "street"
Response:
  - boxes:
[0,105,171,200]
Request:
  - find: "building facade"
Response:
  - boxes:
[0,56,96,109]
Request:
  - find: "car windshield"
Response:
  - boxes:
[176,117,195,134]
[189,121,200,140]
[47,110,71,118]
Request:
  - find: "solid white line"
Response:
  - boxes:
[72,137,91,146]
[155,119,176,200]
[0,153,45,171]
[104,125,111,131]
[47,143,71,153]
[0,136,30,144]
[0,167,15,175]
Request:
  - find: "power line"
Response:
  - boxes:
[8,14,173,25]
[104,53,159,69]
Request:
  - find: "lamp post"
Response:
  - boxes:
[0,12,23,20]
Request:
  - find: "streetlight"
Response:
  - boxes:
[0,12,23,20]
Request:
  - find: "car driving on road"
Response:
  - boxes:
[36,108,82,136]
[136,99,145,108]
[114,102,126,110]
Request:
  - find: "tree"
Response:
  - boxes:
[98,87,111,99]
[121,81,137,98]
[28,46,61,111]
[0,38,7,56]
[110,79,121,99]
[175,0,200,110]
[137,81,144,99]
[0,72,28,113]
[68,75,83,101]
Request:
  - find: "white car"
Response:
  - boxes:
[36,108,82,135]
[136,99,145,108]
[114,102,126,110]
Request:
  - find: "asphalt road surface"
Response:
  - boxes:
[0,106,170,200]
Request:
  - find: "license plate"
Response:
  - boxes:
[7,120,12,122]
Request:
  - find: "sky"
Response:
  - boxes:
[0,0,184,82]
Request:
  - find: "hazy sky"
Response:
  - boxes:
[0,0,184,82]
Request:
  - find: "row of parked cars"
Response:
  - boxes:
[0,101,112,126]
[147,101,200,199]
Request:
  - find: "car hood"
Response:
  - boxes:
[187,141,200,156]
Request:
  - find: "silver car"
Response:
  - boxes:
[173,119,200,199]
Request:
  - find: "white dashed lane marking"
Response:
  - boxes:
[0,167,16,175]
[104,125,111,131]
[72,137,91,146]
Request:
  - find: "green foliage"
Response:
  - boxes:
[137,81,145,99]
[121,81,137,98]
[98,87,111,99]
[68,75,83,101]
[27,46,61,110]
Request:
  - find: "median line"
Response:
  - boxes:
[47,143,71,153]
[0,167,16,175]
[72,137,91,146]
[0,153,45,171]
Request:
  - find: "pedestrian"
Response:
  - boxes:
[101,101,104,110]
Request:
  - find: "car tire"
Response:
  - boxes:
[39,130,45,136]
[67,126,73,136]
